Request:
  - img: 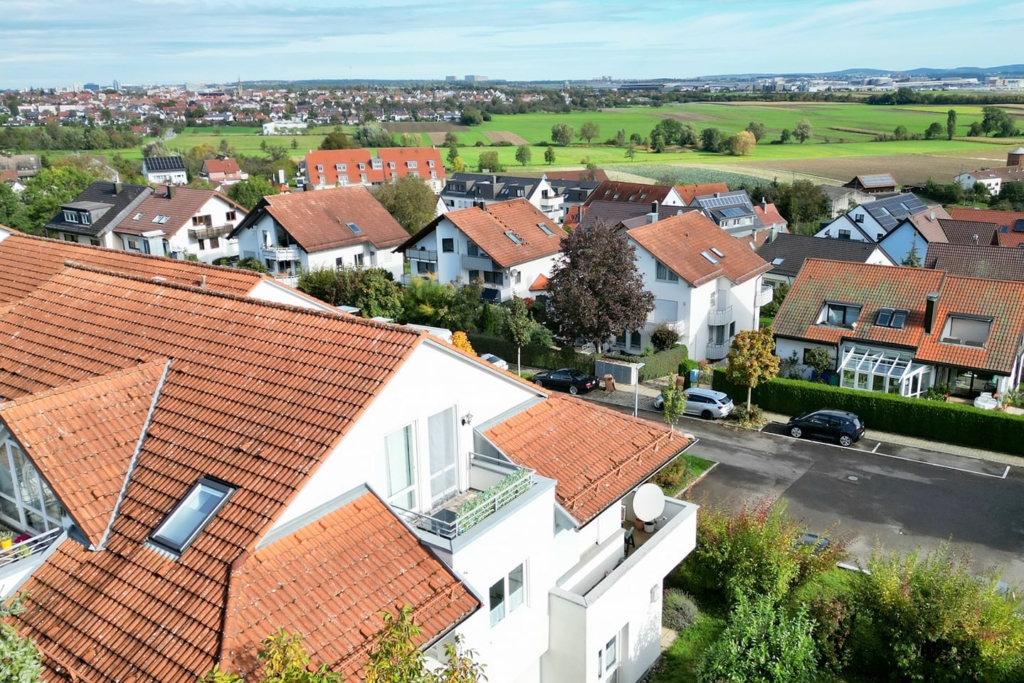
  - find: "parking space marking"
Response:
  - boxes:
[760,428,1009,480]
[871,443,880,454]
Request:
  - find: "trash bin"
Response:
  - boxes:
[604,374,615,392]
[675,375,686,389]
[689,368,700,384]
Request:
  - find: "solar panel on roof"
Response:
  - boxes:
[860,174,894,186]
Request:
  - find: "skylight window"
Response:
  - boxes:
[150,478,234,555]
[505,230,523,245]
[133,212,144,221]
[152,214,170,224]
[710,247,725,258]
[772,257,785,265]
[346,222,363,234]
[700,251,719,264]
[537,222,555,236]
[876,308,909,329]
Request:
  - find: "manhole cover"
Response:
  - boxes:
[847,475,859,482]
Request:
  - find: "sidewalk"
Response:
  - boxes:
[580,382,1021,467]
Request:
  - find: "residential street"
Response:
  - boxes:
[609,401,1024,584]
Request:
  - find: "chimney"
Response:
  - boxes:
[278,169,285,185]
[925,292,939,335]
[113,181,122,195]
[200,275,207,289]
[167,184,176,199]
[647,200,659,223]
[761,196,767,211]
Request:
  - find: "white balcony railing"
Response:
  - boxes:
[461,254,497,271]
[756,285,774,308]
[707,306,733,326]
[706,340,732,359]
[261,246,302,261]
[408,249,439,263]
[0,527,63,571]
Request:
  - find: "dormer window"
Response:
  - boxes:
[150,477,234,555]
[406,160,417,169]
[940,314,992,348]
[876,308,909,329]
[63,210,79,224]
[335,163,346,172]
[820,302,861,328]
[427,160,435,168]
[371,159,383,170]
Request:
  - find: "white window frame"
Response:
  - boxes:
[384,425,417,510]
[62,210,79,223]
[489,562,526,627]
[0,438,64,534]
[598,635,618,681]
[655,260,679,283]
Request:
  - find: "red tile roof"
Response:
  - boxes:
[915,275,1024,374]
[904,207,951,243]
[0,360,166,549]
[582,180,676,207]
[224,491,479,680]
[949,208,1024,247]
[754,202,788,228]
[675,183,728,205]
[112,186,245,237]
[773,259,944,347]
[0,231,265,304]
[402,198,564,268]
[304,148,444,187]
[0,169,18,183]
[202,158,242,176]
[627,211,771,287]
[485,394,689,524]
[258,186,409,253]
[1,266,444,682]
[529,274,549,291]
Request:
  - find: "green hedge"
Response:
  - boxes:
[604,345,690,381]
[467,334,595,374]
[712,369,1024,455]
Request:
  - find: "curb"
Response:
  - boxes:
[677,461,719,499]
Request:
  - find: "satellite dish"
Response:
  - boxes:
[633,483,665,522]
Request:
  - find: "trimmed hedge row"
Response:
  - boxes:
[712,368,1024,455]
[604,345,690,381]
[467,334,595,374]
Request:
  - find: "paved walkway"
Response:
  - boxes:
[577,381,1021,467]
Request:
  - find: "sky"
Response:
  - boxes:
[3,0,1024,88]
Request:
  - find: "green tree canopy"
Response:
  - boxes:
[0,182,24,231]
[579,121,600,145]
[226,176,279,210]
[726,327,780,413]
[729,131,756,156]
[502,297,533,375]
[20,165,95,234]
[925,122,945,140]
[700,127,725,153]
[745,121,767,141]
[297,266,403,318]
[514,144,532,167]
[319,128,354,150]
[551,123,574,146]
[0,594,43,683]
[543,146,556,165]
[793,118,813,143]
[373,175,438,234]
[476,151,504,173]
[547,221,654,352]
[946,109,957,140]
[401,276,481,331]
[354,124,395,148]
[460,107,483,126]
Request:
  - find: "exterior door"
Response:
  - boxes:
[428,408,458,506]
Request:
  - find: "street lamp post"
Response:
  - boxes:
[634,363,645,417]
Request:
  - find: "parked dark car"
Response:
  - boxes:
[787,409,864,447]
[533,368,599,395]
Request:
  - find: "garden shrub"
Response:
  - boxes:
[604,345,688,381]
[652,453,689,493]
[696,595,818,683]
[663,589,700,632]
[467,333,595,374]
[650,325,680,352]
[711,368,1024,455]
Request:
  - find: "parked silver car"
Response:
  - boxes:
[653,387,734,419]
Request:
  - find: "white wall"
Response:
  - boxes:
[247,279,336,312]
[273,340,540,529]
[879,224,925,266]
[816,214,876,242]
[775,337,836,380]
[164,195,244,263]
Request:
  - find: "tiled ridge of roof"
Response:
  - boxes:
[224,491,479,680]
[0,231,264,303]
[2,267,428,682]
[485,394,689,525]
[0,359,168,549]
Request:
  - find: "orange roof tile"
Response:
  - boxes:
[675,183,728,205]
[904,207,951,243]
[583,180,676,207]
[257,186,409,253]
[202,158,242,176]
[2,266,428,682]
[305,148,444,187]
[225,491,479,680]
[773,259,945,347]
[404,199,563,269]
[627,211,771,287]
[0,232,264,304]
[485,395,690,524]
[754,202,788,228]
[916,275,1024,374]
[529,273,549,291]
[113,186,245,237]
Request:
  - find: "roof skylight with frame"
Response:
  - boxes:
[149,477,235,555]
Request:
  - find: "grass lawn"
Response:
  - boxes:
[648,612,727,683]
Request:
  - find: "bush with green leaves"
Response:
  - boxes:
[400,276,481,331]
[663,589,700,632]
[604,345,688,381]
[297,266,402,319]
[850,544,1024,683]
[650,325,680,352]
[696,595,818,683]
[0,594,42,683]
[467,333,595,374]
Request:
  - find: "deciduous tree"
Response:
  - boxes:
[700,127,725,153]
[925,122,945,140]
[729,130,756,156]
[547,221,654,353]
[551,123,574,146]
[946,109,957,140]
[226,176,279,210]
[543,146,555,165]
[373,176,438,234]
[20,165,95,234]
[660,374,685,432]
[0,594,43,683]
[514,144,532,166]
[579,121,600,145]
[502,297,533,375]
[319,128,354,150]
[793,118,813,143]
[745,121,767,141]
[476,151,504,173]
[625,143,637,161]
[297,266,403,318]
[726,327,780,413]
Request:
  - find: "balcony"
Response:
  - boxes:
[394,453,536,542]
[707,305,733,326]
[706,340,732,360]
[461,254,497,271]
[756,285,774,308]
[408,249,438,263]
[0,527,66,599]
[261,246,302,261]
[189,224,235,241]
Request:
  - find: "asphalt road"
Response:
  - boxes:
[599,398,1024,584]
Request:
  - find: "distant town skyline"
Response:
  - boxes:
[3,0,1021,89]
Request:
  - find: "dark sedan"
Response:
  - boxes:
[533,368,599,395]
[786,409,865,447]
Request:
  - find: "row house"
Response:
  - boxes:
[304,147,445,193]
[397,198,564,302]
[756,233,894,289]
[773,259,1024,400]
[0,236,699,683]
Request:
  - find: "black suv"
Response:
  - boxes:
[787,410,864,447]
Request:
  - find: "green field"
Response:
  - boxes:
[21,102,1024,186]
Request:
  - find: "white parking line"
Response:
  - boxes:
[871,443,880,454]
[762,428,1009,479]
